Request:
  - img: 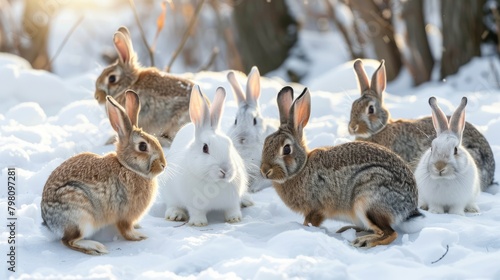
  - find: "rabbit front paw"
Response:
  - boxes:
[117,220,147,241]
[447,206,465,216]
[225,208,242,223]
[123,230,147,241]
[464,204,479,213]
[188,210,208,226]
[165,207,188,221]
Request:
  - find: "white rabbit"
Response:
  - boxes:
[227,66,278,192]
[415,97,480,215]
[160,85,252,226]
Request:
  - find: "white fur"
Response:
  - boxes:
[394,215,425,233]
[415,144,480,215]
[227,67,278,192]
[415,97,480,216]
[160,87,251,226]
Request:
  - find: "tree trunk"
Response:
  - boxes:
[350,0,402,81]
[209,0,244,71]
[440,0,485,79]
[402,0,434,86]
[232,0,298,74]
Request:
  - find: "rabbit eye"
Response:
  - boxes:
[253,118,257,126]
[283,144,291,155]
[108,75,117,84]
[203,143,209,154]
[139,141,148,152]
[454,147,458,155]
[368,105,374,114]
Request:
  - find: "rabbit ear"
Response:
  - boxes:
[227,71,246,106]
[246,66,261,107]
[113,29,134,65]
[354,59,370,94]
[117,26,131,39]
[210,87,226,129]
[106,95,133,139]
[189,85,210,131]
[124,90,140,127]
[290,88,311,135]
[449,97,467,139]
[371,59,386,99]
[277,86,294,124]
[429,97,449,135]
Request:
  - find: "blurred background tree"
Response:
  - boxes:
[232,0,298,74]
[440,0,485,79]
[0,0,497,86]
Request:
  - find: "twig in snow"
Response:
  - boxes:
[431,245,449,264]
[46,15,84,69]
[165,0,206,73]
[173,222,187,228]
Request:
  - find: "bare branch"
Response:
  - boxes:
[165,0,206,73]
[489,58,500,88]
[152,0,169,53]
[46,15,84,69]
[129,0,155,67]
[198,47,219,71]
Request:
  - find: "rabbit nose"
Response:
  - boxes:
[261,163,272,178]
[350,124,359,133]
[434,161,447,175]
[219,169,226,179]
[239,138,246,144]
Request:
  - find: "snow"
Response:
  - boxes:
[2,10,500,280]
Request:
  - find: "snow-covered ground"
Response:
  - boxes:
[1,50,500,279]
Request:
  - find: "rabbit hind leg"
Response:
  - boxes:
[464,203,479,213]
[61,224,108,255]
[352,209,397,248]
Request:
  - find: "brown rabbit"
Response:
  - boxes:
[41,90,166,255]
[348,59,495,191]
[261,86,422,248]
[95,26,193,146]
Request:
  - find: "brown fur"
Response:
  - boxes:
[94,27,193,146]
[61,226,103,255]
[41,92,165,255]
[262,87,421,248]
